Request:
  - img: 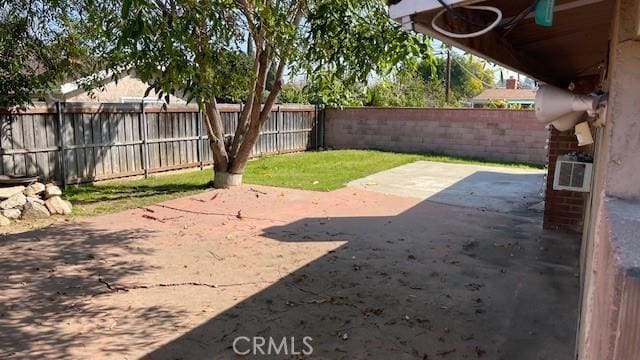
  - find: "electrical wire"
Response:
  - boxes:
[501,1,539,38]
[431,5,503,39]
[431,0,539,39]
[435,0,488,28]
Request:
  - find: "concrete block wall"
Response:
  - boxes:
[324,107,548,165]
[543,128,588,233]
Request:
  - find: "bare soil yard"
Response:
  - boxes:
[0,183,578,359]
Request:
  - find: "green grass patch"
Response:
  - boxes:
[65,149,542,216]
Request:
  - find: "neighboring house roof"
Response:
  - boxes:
[59,70,119,95]
[58,71,187,104]
[472,88,537,102]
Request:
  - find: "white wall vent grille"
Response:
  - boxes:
[553,156,593,192]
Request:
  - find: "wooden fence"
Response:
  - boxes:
[0,103,318,185]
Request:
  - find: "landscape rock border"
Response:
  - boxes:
[0,182,72,226]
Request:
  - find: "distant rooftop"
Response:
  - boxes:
[473,88,537,102]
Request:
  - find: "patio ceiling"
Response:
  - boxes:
[391,0,615,92]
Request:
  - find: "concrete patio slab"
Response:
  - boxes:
[348,161,545,213]
[0,184,578,359]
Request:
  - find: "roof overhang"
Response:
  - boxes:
[389,0,469,18]
[390,0,615,92]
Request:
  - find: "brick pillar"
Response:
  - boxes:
[543,127,588,233]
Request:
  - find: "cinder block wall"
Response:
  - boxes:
[324,107,549,165]
[543,128,588,233]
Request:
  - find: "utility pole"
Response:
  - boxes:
[445,49,452,104]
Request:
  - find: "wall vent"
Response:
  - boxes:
[553,155,593,192]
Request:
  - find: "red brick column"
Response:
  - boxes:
[543,127,588,233]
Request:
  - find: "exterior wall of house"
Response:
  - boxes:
[324,107,548,165]
[64,75,187,104]
[578,0,640,358]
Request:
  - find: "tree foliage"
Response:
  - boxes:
[418,53,495,106]
[365,69,436,107]
[0,0,89,107]
[1,0,433,183]
[82,0,432,182]
[278,84,309,104]
[213,51,253,104]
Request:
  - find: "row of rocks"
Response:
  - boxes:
[0,183,72,226]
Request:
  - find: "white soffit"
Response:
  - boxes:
[389,0,468,20]
[389,0,607,21]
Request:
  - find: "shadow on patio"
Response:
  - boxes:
[0,223,188,358]
[0,170,579,359]
[139,172,579,360]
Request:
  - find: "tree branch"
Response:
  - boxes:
[227,1,303,174]
[229,42,262,161]
[260,59,286,121]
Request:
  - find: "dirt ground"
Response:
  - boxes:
[0,185,579,359]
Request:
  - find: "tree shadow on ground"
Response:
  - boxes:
[0,223,187,359]
[65,182,209,205]
[0,171,579,359]
[142,174,580,359]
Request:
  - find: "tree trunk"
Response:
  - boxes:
[205,13,292,187]
[213,171,243,188]
[204,99,240,188]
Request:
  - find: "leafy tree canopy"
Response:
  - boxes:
[82,0,432,105]
[81,0,434,180]
[2,0,435,184]
[0,0,89,107]
[418,52,495,105]
[365,68,442,108]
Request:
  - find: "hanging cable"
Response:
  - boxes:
[431,3,503,39]
[435,0,488,28]
[502,1,539,29]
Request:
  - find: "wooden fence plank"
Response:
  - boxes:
[23,114,38,176]
[81,113,95,179]
[0,103,317,183]
[62,112,76,182]
[154,113,163,168]
[117,113,128,174]
[132,109,142,172]
[147,112,157,169]
[2,115,15,175]
[0,114,6,175]
[124,113,136,172]
[171,113,179,166]
[33,114,50,179]
[12,114,26,176]
[179,113,187,165]
[100,112,112,177]
[91,112,103,177]
[77,114,86,179]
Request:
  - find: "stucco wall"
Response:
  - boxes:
[64,75,187,104]
[324,107,548,165]
[578,1,640,359]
